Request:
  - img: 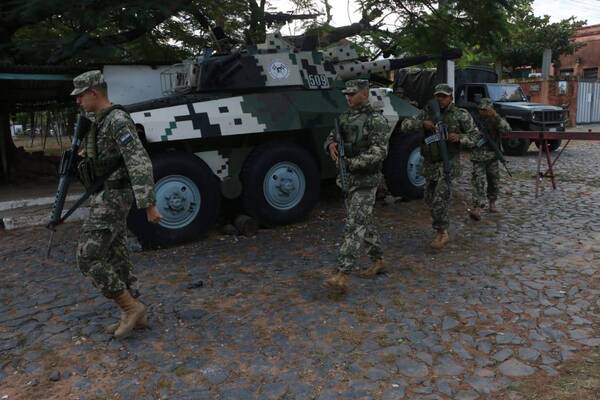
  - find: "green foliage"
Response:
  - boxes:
[0,0,588,71]
[337,0,585,71]
[0,0,285,64]
[497,4,586,68]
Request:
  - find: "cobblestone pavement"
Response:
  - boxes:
[1,142,600,400]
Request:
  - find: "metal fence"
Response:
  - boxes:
[577,80,600,124]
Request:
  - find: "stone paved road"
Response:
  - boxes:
[1,142,600,400]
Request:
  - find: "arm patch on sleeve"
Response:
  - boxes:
[118,130,134,146]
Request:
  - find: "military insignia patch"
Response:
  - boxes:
[269,60,289,80]
[118,131,134,146]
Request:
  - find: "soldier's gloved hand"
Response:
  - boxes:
[448,132,460,142]
[423,120,435,131]
[146,205,162,224]
[328,142,339,161]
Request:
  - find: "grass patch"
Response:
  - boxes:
[511,354,600,400]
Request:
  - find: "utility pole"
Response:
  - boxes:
[542,49,552,79]
[436,0,455,96]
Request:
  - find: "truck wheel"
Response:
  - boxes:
[383,131,424,199]
[502,138,530,156]
[127,152,220,248]
[241,142,320,227]
[535,139,562,152]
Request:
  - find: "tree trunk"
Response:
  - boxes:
[0,108,17,182]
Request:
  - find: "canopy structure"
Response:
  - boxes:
[0,65,88,113]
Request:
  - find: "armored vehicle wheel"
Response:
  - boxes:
[502,138,530,156]
[535,139,561,152]
[241,142,320,227]
[383,131,424,199]
[127,152,220,248]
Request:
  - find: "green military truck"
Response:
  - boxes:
[397,66,569,156]
[456,82,567,155]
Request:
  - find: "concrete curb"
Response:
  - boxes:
[0,194,83,212]
[0,193,88,231]
[1,207,89,231]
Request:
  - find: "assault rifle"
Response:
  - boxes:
[46,114,91,256]
[427,99,452,189]
[46,114,124,257]
[472,113,512,177]
[334,118,350,210]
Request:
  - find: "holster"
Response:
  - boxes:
[77,157,123,192]
[77,158,96,190]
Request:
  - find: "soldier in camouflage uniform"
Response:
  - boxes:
[468,98,512,220]
[71,70,161,339]
[322,79,391,293]
[401,84,477,250]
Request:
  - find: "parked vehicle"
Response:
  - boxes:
[456,81,567,155]
[124,29,461,247]
[396,66,569,156]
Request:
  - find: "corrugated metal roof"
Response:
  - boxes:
[0,64,86,74]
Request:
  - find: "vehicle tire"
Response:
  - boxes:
[241,142,320,227]
[127,152,220,248]
[383,130,424,199]
[502,137,530,156]
[535,139,561,152]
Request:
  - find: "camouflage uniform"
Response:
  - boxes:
[470,98,512,208]
[324,80,391,273]
[73,71,156,299]
[401,84,477,231]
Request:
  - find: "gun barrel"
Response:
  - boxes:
[334,49,462,80]
[47,176,69,228]
[47,114,91,230]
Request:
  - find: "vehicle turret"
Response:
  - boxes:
[161,31,462,94]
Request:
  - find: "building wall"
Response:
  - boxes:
[557,24,600,79]
[103,65,170,106]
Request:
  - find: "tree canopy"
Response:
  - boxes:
[0,0,587,70]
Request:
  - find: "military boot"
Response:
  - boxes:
[113,290,147,339]
[469,207,481,221]
[359,259,386,278]
[323,271,350,294]
[489,200,497,213]
[430,230,449,250]
[105,310,149,334]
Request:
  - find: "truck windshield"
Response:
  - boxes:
[487,84,527,102]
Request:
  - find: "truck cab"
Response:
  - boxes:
[457,82,568,155]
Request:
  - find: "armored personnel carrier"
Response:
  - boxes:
[125,28,461,247]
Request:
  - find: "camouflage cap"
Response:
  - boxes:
[478,97,494,109]
[342,79,369,94]
[70,70,104,96]
[433,83,453,96]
